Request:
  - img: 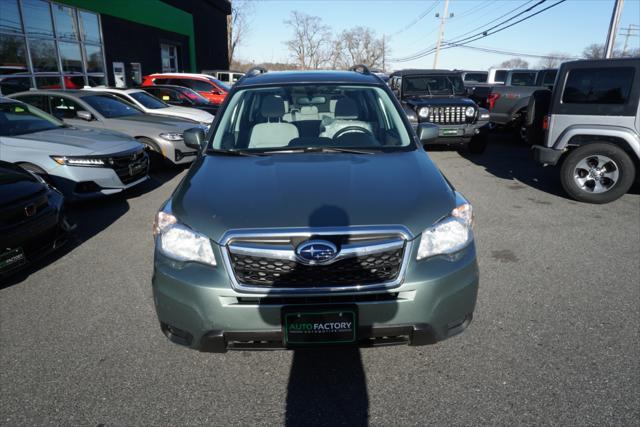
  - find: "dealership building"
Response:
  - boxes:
[0,0,230,94]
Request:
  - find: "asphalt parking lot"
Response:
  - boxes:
[1,136,639,426]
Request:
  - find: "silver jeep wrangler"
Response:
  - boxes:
[531,58,639,204]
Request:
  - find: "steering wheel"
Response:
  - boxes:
[332,125,374,140]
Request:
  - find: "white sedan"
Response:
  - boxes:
[84,87,214,126]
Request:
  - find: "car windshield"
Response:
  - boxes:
[209,84,414,153]
[130,91,168,109]
[82,95,142,118]
[180,87,210,104]
[403,75,466,96]
[210,77,231,91]
[0,102,64,136]
[464,73,487,83]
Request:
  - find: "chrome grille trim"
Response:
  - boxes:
[219,226,414,294]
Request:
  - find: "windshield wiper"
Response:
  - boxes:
[255,146,377,155]
[207,148,265,157]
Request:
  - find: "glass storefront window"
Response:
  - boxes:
[0,76,32,95]
[52,4,78,40]
[64,74,85,89]
[86,75,105,87]
[0,0,23,33]
[58,41,82,72]
[84,44,104,73]
[28,38,58,72]
[2,1,105,92]
[35,75,61,89]
[79,10,101,44]
[22,0,54,38]
[0,34,29,74]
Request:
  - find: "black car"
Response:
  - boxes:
[0,161,72,279]
[140,85,219,115]
[389,69,490,152]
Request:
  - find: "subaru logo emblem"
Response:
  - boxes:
[296,240,338,265]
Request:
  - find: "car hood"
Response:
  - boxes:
[0,163,45,206]
[404,97,476,108]
[153,106,214,123]
[116,114,202,131]
[170,151,456,243]
[13,127,142,155]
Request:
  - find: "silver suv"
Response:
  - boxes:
[532,58,639,203]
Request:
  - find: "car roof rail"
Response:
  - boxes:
[349,64,371,75]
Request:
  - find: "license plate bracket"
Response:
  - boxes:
[282,305,357,346]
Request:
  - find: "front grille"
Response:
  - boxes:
[229,247,404,288]
[236,292,399,305]
[0,190,48,227]
[111,150,149,184]
[426,106,467,124]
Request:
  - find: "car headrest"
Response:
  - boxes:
[335,97,359,119]
[260,95,285,118]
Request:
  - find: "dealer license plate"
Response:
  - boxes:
[283,307,357,346]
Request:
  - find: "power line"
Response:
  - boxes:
[443,42,579,60]
[391,0,544,62]
[392,0,567,63]
[388,0,440,38]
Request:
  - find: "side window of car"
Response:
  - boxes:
[154,77,171,86]
[16,95,48,112]
[542,70,557,86]
[49,96,87,119]
[186,79,214,92]
[218,73,230,82]
[159,89,181,103]
[562,67,635,104]
[111,93,134,105]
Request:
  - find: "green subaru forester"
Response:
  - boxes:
[152,66,479,352]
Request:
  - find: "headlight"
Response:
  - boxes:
[153,211,216,266]
[159,132,184,141]
[465,106,475,117]
[418,107,430,118]
[51,156,105,167]
[416,201,474,260]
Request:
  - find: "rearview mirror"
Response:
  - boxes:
[76,110,93,121]
[183,127,206,150]
[418,123,439,145]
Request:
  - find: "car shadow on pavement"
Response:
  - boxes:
[285,347,368,426]
[458,131,569,199]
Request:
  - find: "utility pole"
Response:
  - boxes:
[433,0,452,69]
[619,24,639,56]
[604,0,625,58]
[382,35,386,72]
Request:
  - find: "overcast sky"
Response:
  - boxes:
[235,0,640,70]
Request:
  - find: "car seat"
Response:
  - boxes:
[248,95,299,148]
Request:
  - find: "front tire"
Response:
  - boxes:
[136,137,165,171]
[560,142,635,204]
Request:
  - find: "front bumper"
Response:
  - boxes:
[412,122,487,146]
[48,161,149,201]
[0,188,72,278]
[153,137,198,164]
[152,240,479,352]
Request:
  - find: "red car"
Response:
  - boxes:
[141,73,230,105]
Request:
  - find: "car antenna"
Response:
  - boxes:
[349,64,371,75]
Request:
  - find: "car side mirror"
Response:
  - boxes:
[418,123,439,145]
[183,127,206,150]
[76,110,93,121]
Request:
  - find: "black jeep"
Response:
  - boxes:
[389,69,490,153]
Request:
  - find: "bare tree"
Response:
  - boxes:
[499,57,529,69]
[284,11,332,69]
[335,27,387,70]
[227,0,254,67]
[582,42,639,59]
[537,52,572,68]
[582,43,606,59]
